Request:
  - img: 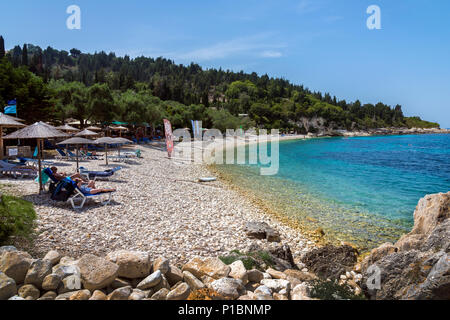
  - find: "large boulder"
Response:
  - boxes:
[166,282,191,300]
[106,250,151,279]
[18,284,40,300]
[210,278,245,300]
[165,265,184,286]
[77,254,119,291]
[182,257,231,280]
[0,272,17,300]
[136,270,162,290]
[43,251,62,266]
[301,245,358,279]
[229,260,248,284]
[361,192,450,300]
[0,251,32,284]
[24,259,53,289]
[245,222,281,242]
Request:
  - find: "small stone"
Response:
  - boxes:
[340,275,347,280]
[0,272,17,300]
[262,273,272,279]
[52,264,80,280]
[38,291,57,300]
[266,268,287,280]
[55,291,79,300]
[59,274,82,294]
[283,269,317,282]
[42,273,62,291]
[107,286,132,300]
[69,289,91,300]
[110,278,132,290]
[247,269,264,283]
[260,279,291,293]
[166,282,191,300]
[211,278,245,300]
[182,257,230,280]
[183,271,205,291]
[8,295,25,300]
[201,275,215,287]
[165,265,184,286]
[291,283,312,300]
[24,259,53,289]
[89,290,107,300]
[129,289,146,300]
[137,270,162,290]
[150,288,170,300]
[18,284,40,300]
[43,250,61,266]
[229,260,248,284]
[153,257,170,275]
[273,292,288,300]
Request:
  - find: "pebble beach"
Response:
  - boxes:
[2,141,314,267]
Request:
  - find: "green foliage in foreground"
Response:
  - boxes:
[404,117,440,129]
[219,250,275,271]
[309,279,366,300]
[0,195,36,245]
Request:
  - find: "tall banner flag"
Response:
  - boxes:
[191,120,202,140]
[163,119,174,158]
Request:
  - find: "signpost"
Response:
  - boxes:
[163,119,174,158]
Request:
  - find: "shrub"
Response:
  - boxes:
[0,194,37,244]
[309,279,366,300]
[219,249,275,271]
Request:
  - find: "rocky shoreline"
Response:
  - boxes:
[1,191,448,300]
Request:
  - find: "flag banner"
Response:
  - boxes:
[191,120,202,139]
[4,105,17,114]
[163,119,174,158]
[7,99,17,106]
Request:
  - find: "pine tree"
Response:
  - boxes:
[22,44,28,66]
[0,36,5,58]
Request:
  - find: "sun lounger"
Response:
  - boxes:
[66,150,88,161]
[68,185,115,210]
[0,160,37,179]
[55,149,68,161]
[79,166,122,181]
[18,157,54,168]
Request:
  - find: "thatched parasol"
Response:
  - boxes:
[0,113,27,159]
[0,112,25,122]
[95,137,118,166]
[76,129,99,137]
[109,126,128,137]
[56,124,80,132]
[3,122,68,193]
[86,126,102,132]
[113,137,133,157]
[57,137,93,171]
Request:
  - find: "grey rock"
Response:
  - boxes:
[137,270,162,290]
[0,272,17,300]
[211,278,245,300]
[183,271,205,291]
[24,259,53,289]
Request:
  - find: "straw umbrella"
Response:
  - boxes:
[110,126,128,137]
[57,137,93,171]
[113,137,133,157]
[76,129,99,137]
[0,112,25,122]
[95,137,117,166]
[0,113,27,159]
[56,124,80,133]
[86,126,102,132]
[3,122,68,193]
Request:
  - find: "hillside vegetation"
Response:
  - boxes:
[0,37,440,132]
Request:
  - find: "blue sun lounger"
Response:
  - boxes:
[79,166,122,181]
[0,160,38,179]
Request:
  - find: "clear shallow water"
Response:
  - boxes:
[215,134,450,250]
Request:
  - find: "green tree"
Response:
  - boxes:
[0,36,5,59]
[22,44,28,66]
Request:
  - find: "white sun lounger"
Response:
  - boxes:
[68,187,115,210]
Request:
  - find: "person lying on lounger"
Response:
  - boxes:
[50,167,87,182]
[73,178,116,195]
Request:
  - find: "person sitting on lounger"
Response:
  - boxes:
[50,167,87,182]
[73,178,116,195]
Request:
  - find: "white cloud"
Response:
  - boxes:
[169,33,286,61]
[260,50,283,58]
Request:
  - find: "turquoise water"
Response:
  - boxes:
[215,134,450,250]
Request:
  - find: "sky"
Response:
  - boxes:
[1,0,449,128]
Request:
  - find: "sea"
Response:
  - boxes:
[213,134,450,251]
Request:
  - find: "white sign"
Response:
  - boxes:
[8,148,18,156]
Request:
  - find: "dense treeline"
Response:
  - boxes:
[0,38,440,132]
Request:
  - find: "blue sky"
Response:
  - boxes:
[1,0,449,128]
